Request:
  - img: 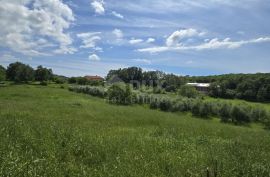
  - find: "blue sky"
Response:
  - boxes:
[0,0,270,77]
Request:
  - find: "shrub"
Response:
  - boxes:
[199,102,211,118]
[219,103,232,122]
[179,85,200,98]
[54,78,66,84]
[68,86,106,98]
[250,106,267,122]
[6,62,34,82]
[153,87,165,94]
[40,81,48,86]
[108,83,132,105]
[191,100,201,117]
[68,77,77,84]
[231,105,251,124]
[0,65,6,81]
[159,98,172,111]
[150,99,159,109]
[262,113,270,129]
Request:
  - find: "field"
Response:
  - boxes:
[1,85,270,176]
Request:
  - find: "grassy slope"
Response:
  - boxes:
[0,85,270,177]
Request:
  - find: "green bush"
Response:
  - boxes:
[153,87,165,94]
[6,62,34,82]
[108,83,133,105]
[179,85,201,98]
[159,98,172,111]
[68,86,106,98]
[40,81,48,86]
[262,113,270,129]
[219,103,232,122]
[231,105,251,124]
[69,85,270,128]
[0,65,6,81]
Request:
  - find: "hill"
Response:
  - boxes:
[0,85,270,176]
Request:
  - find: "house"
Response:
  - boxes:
[186,83,210,93]
[84,75,104,81]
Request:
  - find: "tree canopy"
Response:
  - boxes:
[6,62,34,82]
[0,65,6,81]
[35,65,53,82]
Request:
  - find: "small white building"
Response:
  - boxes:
[186,83,210,93]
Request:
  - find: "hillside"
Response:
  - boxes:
[0,85,270,176]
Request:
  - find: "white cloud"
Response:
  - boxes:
[89,54,101,61]
[138,37,270,53]
[91,0,105,15]
[146,38,155,43]
[0,54,20,62]
[77,32,102,49]
[112,11,124,19]
[112,28,124,39]
[0,0,75,56]
[129,38,144,45]
[166,28,204,46]
[133,59,151,64]
[108,0,259,14]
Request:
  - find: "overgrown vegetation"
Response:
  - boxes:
[69,85,270,128]
[68,76,104,86]
[1,85,270,176]
[191,73,270,102]
[106,67,270,102]
[0,65,6,82]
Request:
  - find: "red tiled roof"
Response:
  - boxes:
[85,75,104,81]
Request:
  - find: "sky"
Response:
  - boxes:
[0,0,270,77]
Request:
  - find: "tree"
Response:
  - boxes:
[0,65,6,81]
[6,62,34,82]
[35,65,53,82]
[77,77,88,85]
[179,85,200,98]
[219,103,232,122]
[231,105,251,124]
[68,77,77,84]
[108,83,133,105]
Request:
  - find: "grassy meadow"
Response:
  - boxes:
[1,84,270,176]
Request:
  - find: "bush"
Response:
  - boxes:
[262,113,270,129]
[159,98,173,111]
[179,85,201,98]
[0,65,6,81]
[54,78,66,84]
[6,62,34,82]
[153,87,165,94]
[250,106,267,122]
[231,105,251,124]
[40,81,48,86]
[219,103,232,122]
[68,85,270,127]
[68,86,106,98]
[108,83,133,105]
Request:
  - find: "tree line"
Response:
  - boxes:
[106,67,186,92]
[106,67,270,102]
[68,84,270,129]
[0,62,53,84]
[190,74,270,102]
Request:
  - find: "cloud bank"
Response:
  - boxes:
[0,0,75,56]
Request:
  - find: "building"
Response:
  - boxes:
[84,75,104,81]
[186,83,210,93]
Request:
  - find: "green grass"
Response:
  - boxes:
[0,85,270,176]
[205,96,270,111]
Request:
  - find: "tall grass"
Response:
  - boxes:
[69,85,270,127]
[1,85,270,176]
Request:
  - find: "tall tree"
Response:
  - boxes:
[35,65,53,82]
[6,62,34,82]
[0,65,6,81]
